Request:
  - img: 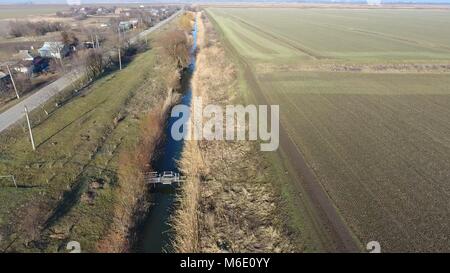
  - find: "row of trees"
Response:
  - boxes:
[159,30,191,69]
[9,20,66,38]
[74,38,149,85]
[158,12,195,70]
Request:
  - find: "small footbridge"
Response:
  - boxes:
[145,171,185,186]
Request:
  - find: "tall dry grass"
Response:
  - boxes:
[171,12,295,253]
[170,12,206,253]
[171,139,204,252]
[97,109,165,252]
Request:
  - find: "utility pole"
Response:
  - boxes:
[118,27,122,70]
[6,64,20,99]
[118,48,122,70]
[145,23,148,46]
[12,175,17,188]
[95,34,100,49]
[58,47,65,73]
[24,106,36,151]
[91,33,95,48]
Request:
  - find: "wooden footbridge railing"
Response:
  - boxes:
[145,171,185,186]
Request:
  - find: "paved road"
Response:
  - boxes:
[0,9,183,133]
[132,9,183,43]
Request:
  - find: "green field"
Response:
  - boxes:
[210,8,450,62]
[208,7,450,252]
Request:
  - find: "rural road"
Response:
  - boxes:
[0,9,183,133]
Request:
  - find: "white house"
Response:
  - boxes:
[38,42,68,59]
[119,21,132,31]
[129,19,139,28]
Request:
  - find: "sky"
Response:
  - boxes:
[1,0,450,4]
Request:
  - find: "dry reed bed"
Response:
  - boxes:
[172,13,294,253]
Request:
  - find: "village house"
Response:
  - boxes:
[38,42,70,59]
[129,19,139,28]
[9,55,49,77]
[119,21,132,31]
[11,50,35,76]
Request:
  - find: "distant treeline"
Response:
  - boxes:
[9,20,66,37]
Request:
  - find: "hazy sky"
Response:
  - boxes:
[1,0,450,4]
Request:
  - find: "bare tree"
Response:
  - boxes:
[179,12,194,32]
[61,31,79,48]
[84,49,104,80]
[159,30,190,69]
[9,20,66,37]
[14,73,31,96]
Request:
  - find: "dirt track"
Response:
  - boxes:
[206,12,360,251]
[207,9,361,252]
[205,11,361,252]
[239,59,360,252]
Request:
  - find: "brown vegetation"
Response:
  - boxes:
[159,30,191,69]
[179,12,195,32]
[60,31,79,47]
[97,109,165,252]
[83,49,104,80]
[159,13,194,69]
[9,20,66,37]
[172,13,295,253]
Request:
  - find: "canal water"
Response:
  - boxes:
[136,18,198,253]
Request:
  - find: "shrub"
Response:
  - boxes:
[159,30,190,69]
[9,20,66,37]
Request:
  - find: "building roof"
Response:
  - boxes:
[0,71,9,79]
[39,42,64,51]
